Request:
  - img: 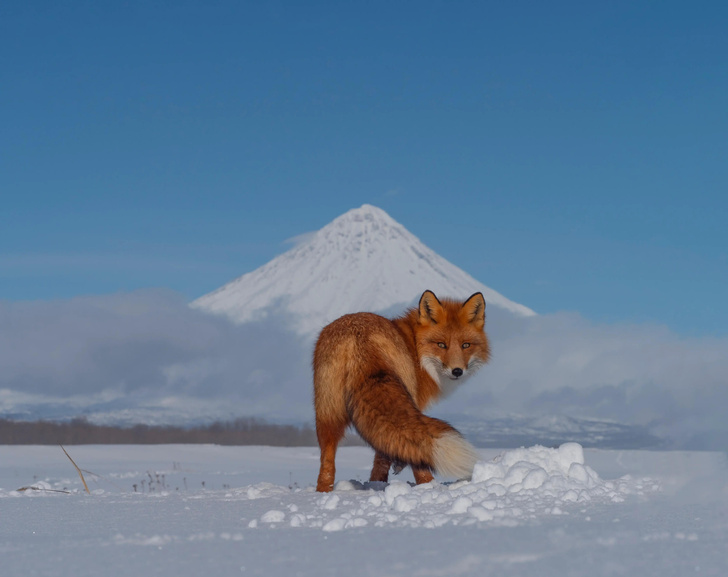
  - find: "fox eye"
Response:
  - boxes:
[462,343,471,349]
[437,342,447,349]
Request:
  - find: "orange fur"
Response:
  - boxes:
[313,290,491,492]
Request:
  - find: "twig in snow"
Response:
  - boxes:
[60,445,90,494]
[17,486,71,494]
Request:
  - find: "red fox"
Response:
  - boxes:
[313,290,491,492]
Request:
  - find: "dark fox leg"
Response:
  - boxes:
[316,419,346,492]
[372,454,433,485]
[370,451,391,483]
[412,466,434,485]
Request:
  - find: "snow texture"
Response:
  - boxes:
[3,443,727,576]
[192,204,535,334]
[239,443,655,531]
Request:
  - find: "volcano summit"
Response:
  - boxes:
[193,204,535,334]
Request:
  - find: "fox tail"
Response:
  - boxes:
[346,372,478,479]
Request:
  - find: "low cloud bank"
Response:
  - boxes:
[442,308,728,449]
[0,290,312,423]
[1,291,726,448]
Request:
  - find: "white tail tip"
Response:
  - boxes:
[432,431,479,480]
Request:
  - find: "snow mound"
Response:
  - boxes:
[243,443,659,531]
[471,442,597,489]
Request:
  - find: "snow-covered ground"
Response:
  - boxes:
[1,444,726,576]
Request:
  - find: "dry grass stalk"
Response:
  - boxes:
[60,445,90,494]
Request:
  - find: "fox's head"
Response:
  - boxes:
[415,290,491,396]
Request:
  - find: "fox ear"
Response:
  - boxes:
[460,292,486,328]
[418,290,444,325]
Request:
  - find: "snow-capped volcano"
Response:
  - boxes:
[193,204,535,334]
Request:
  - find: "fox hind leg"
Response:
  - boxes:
[316,419,346,492]
[371,454,434,485]
[369,451,392,483]
[412,465,434,485]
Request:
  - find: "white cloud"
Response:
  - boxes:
[283,231,317,247]
[438,309,728,449]
[1,291,727,448]
[0,290,313,422]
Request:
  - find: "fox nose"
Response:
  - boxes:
[451,367,463,378]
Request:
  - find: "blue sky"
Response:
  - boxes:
[2,1,727,336]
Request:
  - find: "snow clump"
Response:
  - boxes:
[246,443,658,531]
